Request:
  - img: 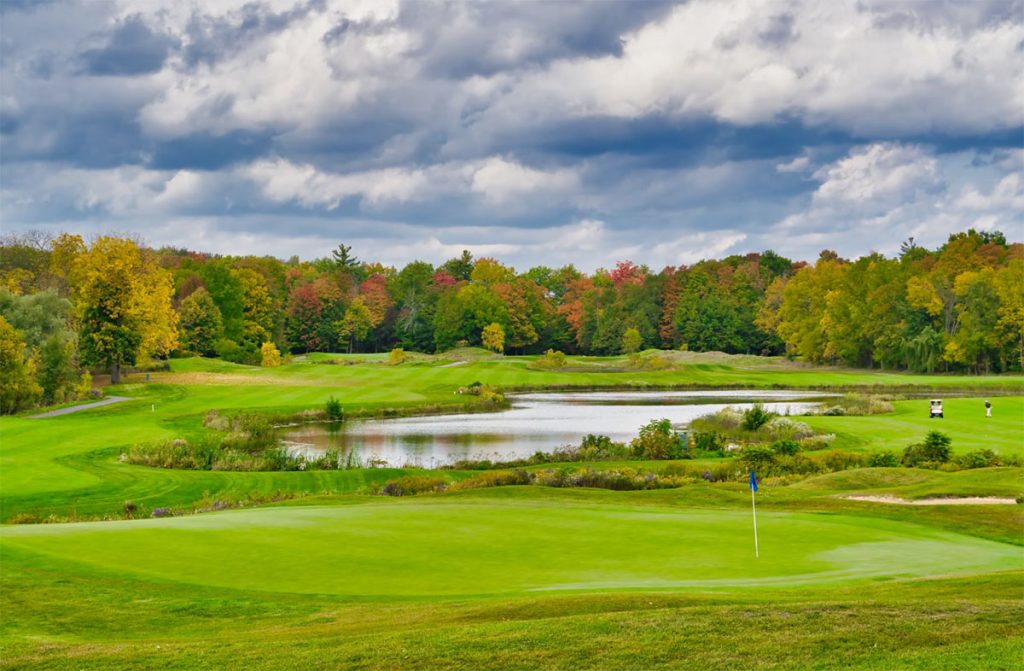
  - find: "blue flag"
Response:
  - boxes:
[749,470,758,492]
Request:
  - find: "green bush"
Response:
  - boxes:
[902,431,952,467]
[957,449,1001,469]
[741,404,774,431]
[739,445,776,470]
[630,418,686,460]
[691,431,725,453]
[214,338,258,365]
[771,439,800,456]
[868,451,900,467]
[325,396,343,421]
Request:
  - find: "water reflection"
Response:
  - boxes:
[283,390,828,467]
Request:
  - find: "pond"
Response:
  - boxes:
[283,390,828,468]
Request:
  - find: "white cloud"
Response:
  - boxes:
[776,156,810,173]
[469,157,579,204]
[477,0,1024,138]
[811,143,940,208]
[245,156,579,210]
[771,144,1024,257]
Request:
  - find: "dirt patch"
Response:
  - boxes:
[841,495,1018,506]
[156,372,342,387]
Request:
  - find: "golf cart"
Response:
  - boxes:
[929,399,943,419]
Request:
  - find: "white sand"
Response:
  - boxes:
[842,495,1018,505]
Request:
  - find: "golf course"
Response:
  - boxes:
[1,352,1022,670]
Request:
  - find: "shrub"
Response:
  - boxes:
[325,396,343,421]
[74,371,94,400]
[388,348,407,365]
[764,417,814,441]
[957,449,1001,469]
[902,431,952,467]
[868,451,900,467]
[817,449,868,472]
[576,434,629,460]
[450,469,532,490]
[260,341,281,367]
[691,431,725,453]
[214,338,242,362]
[380,475,447,496]
[630,418,686,459]
[690,408,743,434]
[741,404,774,431]
[530,349,567,370]
[222,414,277,453]
[798,434,835,451]
[739,445,776,470]
[8,513,40,524]
[772,439,800,456]
[203,409,230,431]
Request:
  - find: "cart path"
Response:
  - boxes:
[29,396,131,418]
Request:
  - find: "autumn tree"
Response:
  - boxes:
[336,297,373,353]
[49,233,85,298]
[178,287,223,356]
[286,284,323,352]
[0,316,42,413]
[237,268,276,344]
[482,322,505,353]
[73,237,178,383]
[993,259,1024,370]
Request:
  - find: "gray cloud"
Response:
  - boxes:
[0,0,1020,267]
[79,14,179,76]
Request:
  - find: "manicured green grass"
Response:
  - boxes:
[1,352,1022,669]
[4,494,1018,597]
[1,490,1022,670]
[804,395,1024,456]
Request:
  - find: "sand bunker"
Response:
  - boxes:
[842,495,1018,505]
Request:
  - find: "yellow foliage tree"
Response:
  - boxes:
[260,341,281,367]
[72,237,179,383]
[481,322,505,353]
[49,233,85,299]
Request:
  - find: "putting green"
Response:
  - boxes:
[2,497,1019,598]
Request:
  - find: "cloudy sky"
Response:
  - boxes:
[2,0,1022,269]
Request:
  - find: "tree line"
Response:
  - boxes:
[0,229,1019,412]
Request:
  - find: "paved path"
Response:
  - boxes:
[29,396,131,418]
[438,360,469,368]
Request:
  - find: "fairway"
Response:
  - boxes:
[2,494,1019,598]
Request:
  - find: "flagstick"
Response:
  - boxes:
[751,486,759,559]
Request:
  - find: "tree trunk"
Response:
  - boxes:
[111,362,121,385]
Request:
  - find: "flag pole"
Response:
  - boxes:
[751,485,759,559]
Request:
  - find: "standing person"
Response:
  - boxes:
[985,400,992,418]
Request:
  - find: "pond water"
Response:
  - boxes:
[283,390,828,468]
